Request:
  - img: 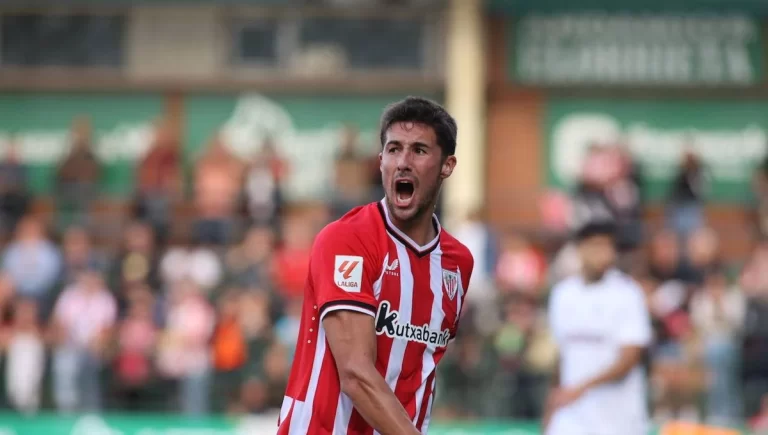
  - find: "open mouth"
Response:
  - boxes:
[394,180,415,207]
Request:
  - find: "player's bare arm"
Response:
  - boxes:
[324,310,421,435]
[551,345,644,409]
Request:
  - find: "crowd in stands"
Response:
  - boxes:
[1,115,768,431]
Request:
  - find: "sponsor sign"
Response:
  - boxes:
[545,99,768,203]
[511,14,762,86]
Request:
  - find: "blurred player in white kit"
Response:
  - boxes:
[543,215,652,435]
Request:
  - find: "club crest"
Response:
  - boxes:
[442,269,459,301]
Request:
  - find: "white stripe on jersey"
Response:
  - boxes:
[374,236,412,435]
[289,327,327,435]
[421,380,437,433]
[412,245,445,425]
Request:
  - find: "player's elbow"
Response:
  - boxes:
[338,359,375,398]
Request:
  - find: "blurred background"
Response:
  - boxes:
[0,0,767,434]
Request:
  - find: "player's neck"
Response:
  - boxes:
[388,207,437,247]
[581,269,606,284]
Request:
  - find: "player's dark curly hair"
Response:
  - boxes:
[379,96,457,157]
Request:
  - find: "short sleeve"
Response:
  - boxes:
[312,225,380,322]
[615,282,653,347]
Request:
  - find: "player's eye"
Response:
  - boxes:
[414,147,427,155]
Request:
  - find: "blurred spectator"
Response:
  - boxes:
[0,274,14,323]
[740,242,768,417]
[740,241,768,298]
[667,149,708,237]
[224,225,275,290]
[243,137,287,228]
[238,290,274,366]
[331,125,370,219]
[112,287,158,411]
[212,290,248,413]
[604,144,644,256]
[750,394,768,431]
[548,241,581,285]
[156,278,215,416]
[539,190,572,236]
[581,144,623,189]
[648,230,684,283]
[488,296,550,419]
[454,209,499,300]
[691,265,745,425]
[134,120,182,245]
[235,377,270,414]
[60,226,103,289]
[272,214,313,301]
[55,116,101,230]
[0,139,30,238]
[3,298,44,415]
[681,227,720,285]
[435,332,497,419]
[110,222,160,312]
[160,243,222,297]
[2,216,61,315]
[194,134,245,246]
[494,233,546,299]
[273,295,301,362]
[50,268,117,413]
[753,154,768,237]
[454,209,500,336]
[261,342,290,409]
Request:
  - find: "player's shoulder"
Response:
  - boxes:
[606,270,645,299]
[549,275,581,302]
[313,202,385,252]
[439,230,474,269]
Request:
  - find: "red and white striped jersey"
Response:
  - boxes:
[277,200,474,435]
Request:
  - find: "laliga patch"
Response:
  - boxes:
[334,255,364,292]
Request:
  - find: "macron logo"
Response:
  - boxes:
[385,258,399,276]
[334,255,363,292]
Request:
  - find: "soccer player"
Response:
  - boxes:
[543,218,652,435]
[277,97,474,435]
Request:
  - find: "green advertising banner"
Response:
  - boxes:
[545,99,768,203]
[0,414,749,435]
[0,93,163,195]
[0,93,421,199]
[511,14,763,86]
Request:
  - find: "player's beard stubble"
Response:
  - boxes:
[385,173,442,228]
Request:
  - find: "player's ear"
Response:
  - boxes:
[378,151,383,171]
[440,155,456,179]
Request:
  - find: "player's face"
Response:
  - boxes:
[578,234,617,281]
[380,122,456,224]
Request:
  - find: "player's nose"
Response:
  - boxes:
[395,149,414,171]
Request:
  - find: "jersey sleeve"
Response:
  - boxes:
[311,224,380,322]
[615,281,653,347]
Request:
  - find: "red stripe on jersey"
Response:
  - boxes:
[415,371,436,429]
[393,248,436,419]
[277,398,295,434]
